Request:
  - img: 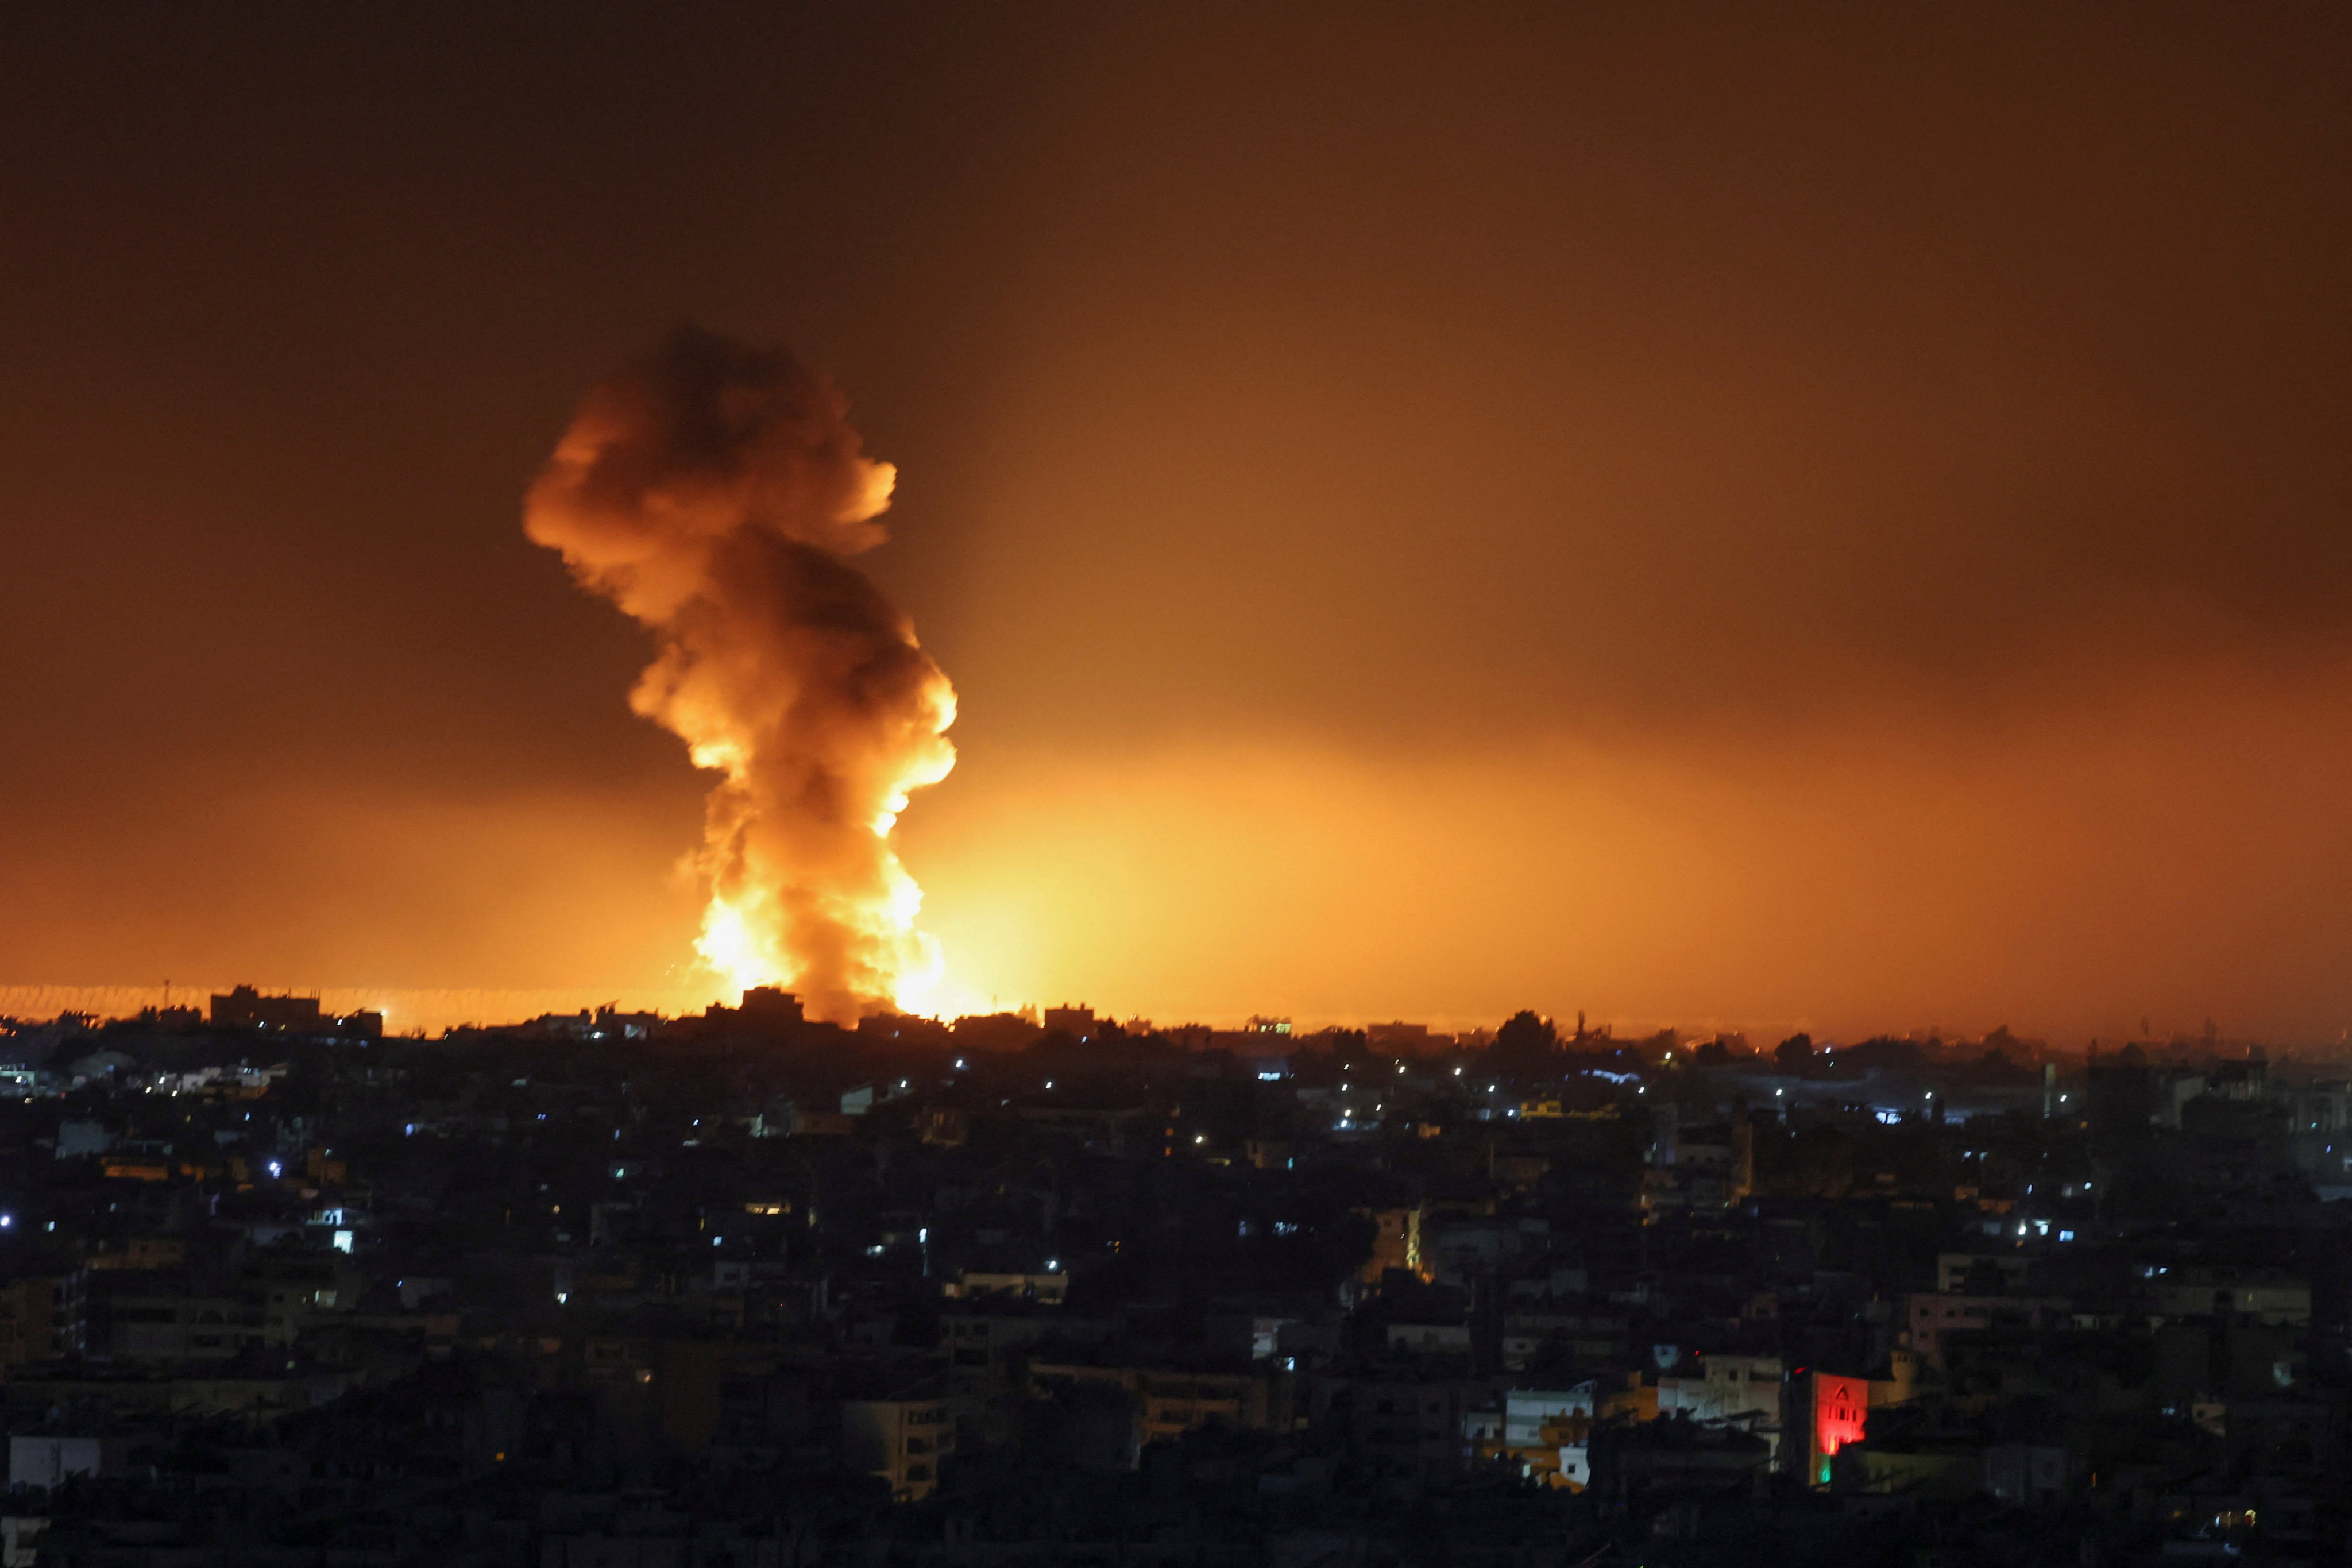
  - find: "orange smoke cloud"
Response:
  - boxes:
[523,327,956,1022]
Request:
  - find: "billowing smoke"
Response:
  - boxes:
[523,326,956,1022]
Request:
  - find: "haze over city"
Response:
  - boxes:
[7,9,2352,1037]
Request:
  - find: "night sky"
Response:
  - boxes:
[6,6,2351,1039]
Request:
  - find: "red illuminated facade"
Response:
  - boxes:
[1803,1371,1869,1486]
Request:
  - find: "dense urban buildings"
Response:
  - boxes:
[0,997,2345,1565]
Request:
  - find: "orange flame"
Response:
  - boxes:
[524,327,956,1022]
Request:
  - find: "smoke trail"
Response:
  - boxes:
[523,326,956,1022]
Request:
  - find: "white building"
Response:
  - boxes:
[1481,1384,1596,1489]
[1656,1354,1785,1460]
[9,1436,132,1489]
[843,1398,955,1503]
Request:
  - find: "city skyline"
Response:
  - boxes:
[5,10,2350,1560]
[0,980,2316,1060]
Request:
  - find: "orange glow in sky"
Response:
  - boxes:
[5,10,2352,1042]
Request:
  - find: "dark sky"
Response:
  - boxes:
[5,5,2351,1038]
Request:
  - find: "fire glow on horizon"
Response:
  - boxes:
[524,328,957,1023]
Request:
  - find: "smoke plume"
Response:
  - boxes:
[523,326,956,1022]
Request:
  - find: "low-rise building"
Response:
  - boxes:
[842,1397,956,1503]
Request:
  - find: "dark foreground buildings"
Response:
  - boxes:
[0,999,2347,1566]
